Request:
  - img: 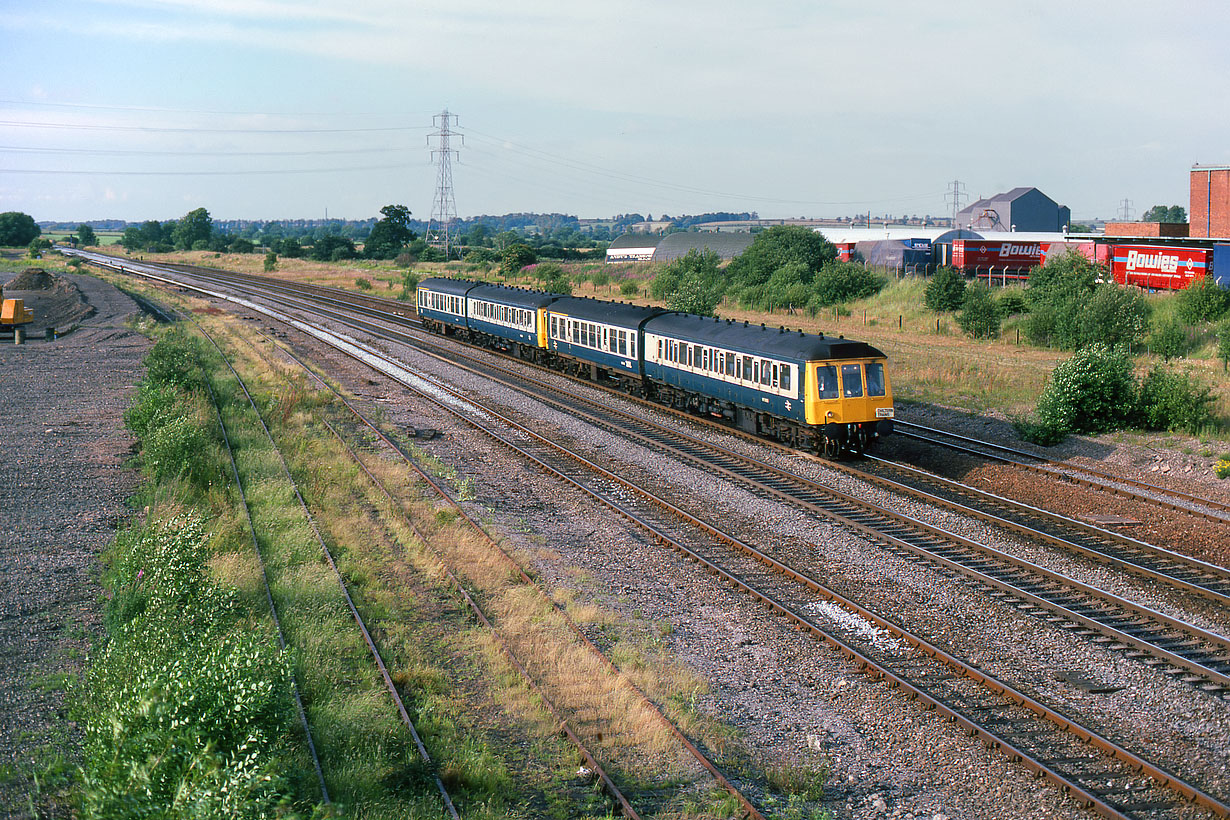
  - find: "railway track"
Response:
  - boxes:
[78,251,1230,818]
[892,420,1230,526]
[154,264,1230,694]
[146,280,766,818]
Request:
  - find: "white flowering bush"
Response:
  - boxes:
[79,514,296,819]
[1020,344,1137,444]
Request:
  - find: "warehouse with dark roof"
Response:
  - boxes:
[955,187,1071,233]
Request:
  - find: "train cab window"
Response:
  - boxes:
[841,363,864,397]
[866,362,886,397]
[817,365,839,399]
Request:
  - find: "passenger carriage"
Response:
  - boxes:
[416,277,473,335]
[543,297,665,389]
[464,283,560,359]
[642,315,893,455]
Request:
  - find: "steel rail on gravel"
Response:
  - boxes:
[88,254,1230,692]
[77,252,1230,818]
[893,420,1230,525]
[266,342,767,820]
[190,278,1230,694]
[190,316,461,819]
[287,309,1230,820]
[112,255,1230,607]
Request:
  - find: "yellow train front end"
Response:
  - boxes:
[804,357,894,455]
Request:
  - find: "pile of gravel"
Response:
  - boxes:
[5,268,55,290]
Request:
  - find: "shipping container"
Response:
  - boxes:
[1212,244,1230,288]
[952,239,1046,272]
[1110,244,1209,290]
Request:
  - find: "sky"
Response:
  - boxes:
[2,0,1227,225]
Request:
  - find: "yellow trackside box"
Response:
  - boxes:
[1,298,34,326]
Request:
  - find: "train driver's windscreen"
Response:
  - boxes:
[865,362,886,397]
[817,365,839,399]
[841,363,863,397]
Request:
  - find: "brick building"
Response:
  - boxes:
[1190,164,1230,238]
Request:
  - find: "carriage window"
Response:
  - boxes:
[725,352,735,376]
[761,360,772,386]
[752,361,760,383]
[657,339,662,359]
[772,363,779,388]
[866,362,886,397]
[841,363,864,397]
[817,365,839,399]
[743,356,753,381]
[781,366,791,391]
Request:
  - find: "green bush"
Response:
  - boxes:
[397,271,420,301]
[995,289,1029,316]
[652,249,725,315]
[1033,344,1137,438]
[590,270,610,288]
[1149,319,1189,361]
[355,276,373,290]
[1219,318,1230,370]
[1176,278,1230,324]
[143,329,205,392]
[957,281,1001,339]
[924,267,966,312]
[1135,367,1215,434]
[619,281,639,297]
[811,262,884,307]
[81,516,295,820]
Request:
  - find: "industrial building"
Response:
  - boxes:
[605,231,753,263]
[1190,164,1230,238]
[955,187,1071,233]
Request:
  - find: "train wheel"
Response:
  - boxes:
[823,436,841,459]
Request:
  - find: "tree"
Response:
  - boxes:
[77,224,98,247]
[228,237,255,254]
[1176,278,1230,324]
[172,208,213,250]
[924,267,966,311]
[1217,318,1230,372]
[263,252,277,273]
[0,212,40,247]
[310,235,356,261]
[500,243,537,277]
[1142,204,1187,223]
[364,205,415,259]
[726,225,837,287]
[1034,344,1137,437]
[651,249,725,317]
[957,281,1001,339]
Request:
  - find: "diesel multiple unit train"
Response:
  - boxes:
[417,278,894,456]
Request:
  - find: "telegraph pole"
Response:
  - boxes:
[426,110,461,259]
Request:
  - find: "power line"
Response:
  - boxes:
[1,144,404,157]
[426,110,461,257]
[0,120,425,134]
[0,163,418,177]
[945,179,968,223]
